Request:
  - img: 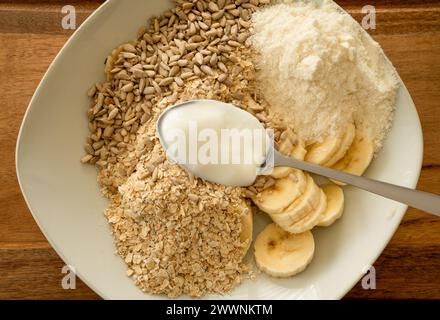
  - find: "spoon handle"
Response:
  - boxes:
[274,151,440,217]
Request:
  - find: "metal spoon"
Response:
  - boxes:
[157,100,440,216]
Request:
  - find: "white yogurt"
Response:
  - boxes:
[158,100,270,186]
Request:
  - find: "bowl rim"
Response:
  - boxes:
[15,0,424,300]
[15,0,117,300]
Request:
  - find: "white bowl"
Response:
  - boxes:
[16,0,423,299]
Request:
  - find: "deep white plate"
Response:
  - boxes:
[16,0,423,299]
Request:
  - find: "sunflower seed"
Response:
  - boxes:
[123,43,137,53]
[177,59,189,67]
[228,9,240,17]
[208,2,219,12]
[193,65,202,76]
[141,112,151,124]
[183,2,194,10]
[97,93,104,108]
[81,154,93,163]
[122,52,137,59]
[174,76,184,86]
[239,18,251,28]
[145,70,156,77]
[194,52,204,65]
[108,108,119,120]
[152,81,162,93]
[139,78,146,93]
[217,74,228,82]
[87,85,97,97]
[218,61,228,73]
[198,21,209,31]
[263,178,276,190]
[143,86,156,95]
[200,65,214,76]
[92,140,104,150]
[169,65,180,77]
[228,40,240,47]
[237,32,249,43]
[121,83,134,92]
[181,71,193,79]
[159,77,174,86]
[212,10,225,21]
[201,12,211,20]
[244,189,256,198]
[103,126,115,138]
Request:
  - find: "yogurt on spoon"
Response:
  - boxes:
[156,100,272,186]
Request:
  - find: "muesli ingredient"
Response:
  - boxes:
[251,0,399,150]
[83,0,277,298]
[254,223,315,277]
[317,185,345,227]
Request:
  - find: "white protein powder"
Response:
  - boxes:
[251,0,399,151]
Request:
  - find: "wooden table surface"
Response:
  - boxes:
[0,0,439,300]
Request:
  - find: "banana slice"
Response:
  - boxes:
[292,139,307,160]
[330,131,374,185]
[270,167,292,179]
[254,223,314,277]
[305,134,342,165]
[240,204,254,257]
[318,185,344,227]
[271,135,306,179]
[324,123,356,167]
[253,170,307,214]
[285,188,327,234]
[270,174,321,229]
[279,136,295,154]
[271,138,296,179]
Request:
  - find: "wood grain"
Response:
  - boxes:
[0,0,439,300]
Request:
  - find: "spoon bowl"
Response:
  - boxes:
[156,99,272,186]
